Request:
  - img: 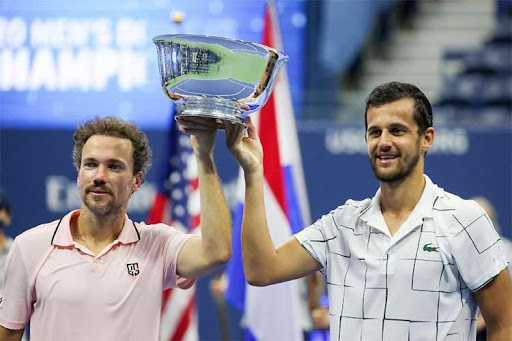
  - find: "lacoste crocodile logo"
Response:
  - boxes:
[423,243,439,252]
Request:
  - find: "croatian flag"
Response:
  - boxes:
[225,1,311,340]
[147,106,200,341]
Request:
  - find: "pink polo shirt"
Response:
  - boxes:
[0,210,196,341]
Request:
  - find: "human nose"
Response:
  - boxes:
[378,131,393,151]
[93,165,108,184]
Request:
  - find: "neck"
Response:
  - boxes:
[75,207,125,244]
[379,171,426,215]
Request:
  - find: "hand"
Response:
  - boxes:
[209,273,227,302]
[225,117,263,174]
[176,116,219,156]
[0,209,11,228]
[311,307,329,330]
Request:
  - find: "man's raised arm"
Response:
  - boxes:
[226,118,321,286]
[175,117,232,278]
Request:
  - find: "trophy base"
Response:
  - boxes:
[177,97,246,126]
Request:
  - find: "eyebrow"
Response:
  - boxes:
[367,122,409,131]
[82,157,127,165]
[388,123,409,130]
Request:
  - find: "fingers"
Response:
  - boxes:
[178,115,260,160]
[177,116,219,127]
[223,116,262,150]
[224,120,245,149]
[176,117,219,155]
[176,116,219,134]
[245,116,258,140]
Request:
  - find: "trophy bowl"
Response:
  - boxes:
[153,34,289,125]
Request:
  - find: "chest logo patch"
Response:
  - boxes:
[127,263,140,277]
[423,243,439,253]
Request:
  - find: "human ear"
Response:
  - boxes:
[422,127,435,153]
[131,172,143,193]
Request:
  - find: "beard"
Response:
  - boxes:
[83,196,118,216]
[370,140,422,183]
[371,151,420,183]
[81,186,122,217]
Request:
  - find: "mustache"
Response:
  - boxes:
[85,185,113,195]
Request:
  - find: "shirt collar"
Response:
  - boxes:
[360,175,440,232]
[51,210,140,247]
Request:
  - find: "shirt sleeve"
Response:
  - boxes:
[448,200,509,291]
[160,227,196,290]
[295,210,339,274]
[0,239,32,330]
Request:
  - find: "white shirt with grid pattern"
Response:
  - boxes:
[295,175,508,341]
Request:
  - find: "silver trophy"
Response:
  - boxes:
[153,34,289,125]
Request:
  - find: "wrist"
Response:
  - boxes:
[244,165,263,183]
[194,145,214,159]
[190,135,215,157]
[194,150,215,172]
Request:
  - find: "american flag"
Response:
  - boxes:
[147,106,200,341]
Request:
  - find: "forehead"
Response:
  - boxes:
[367,98,416,128]
[82,135,133,162]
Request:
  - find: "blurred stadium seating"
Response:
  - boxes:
[306,0,511,127]
[436,13,511,127]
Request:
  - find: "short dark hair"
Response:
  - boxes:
[73,117,152,182]
[364,82,433,134]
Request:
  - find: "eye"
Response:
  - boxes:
[368,129,381,137]
[109,163,124,171]
[83,161,97,168]
[391,127,405,135]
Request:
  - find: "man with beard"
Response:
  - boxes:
[0,117,232,341]
[221,82,511,340]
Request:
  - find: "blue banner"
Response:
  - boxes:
[0,0,306,128]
